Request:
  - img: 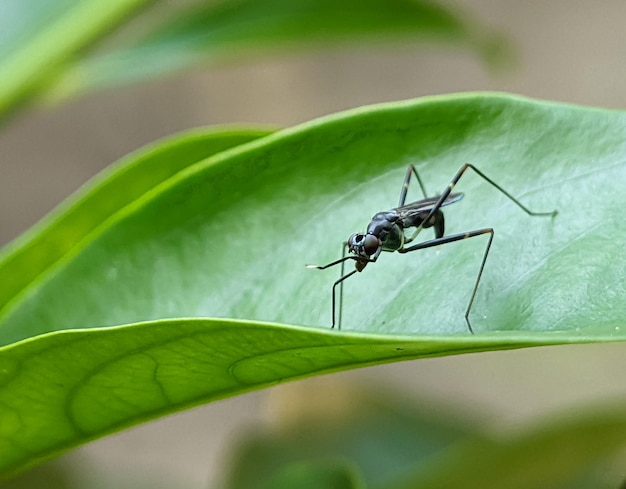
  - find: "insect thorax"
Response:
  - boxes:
[367,211,404,251]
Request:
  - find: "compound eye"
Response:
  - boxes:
[348,233,364,247]
[362,234,381,257]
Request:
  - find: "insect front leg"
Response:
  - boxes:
[333,267,357,330]
[337,241,348,329]
[307,249,363,329]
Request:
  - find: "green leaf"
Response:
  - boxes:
[1,0,508,119]
[0,0,155,120]
[1,93,626,476]
[221,386,626,489]
[2,93,625,340]
[0,319,526,478]
[268,460,365,489]
[222,385,482,489]
[47,0,507,102]
[0,125,274,325]
[402,403,626,489]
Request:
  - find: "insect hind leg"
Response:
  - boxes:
[399,228,495,333]
[398,164,429,206]
[448,164,557,217]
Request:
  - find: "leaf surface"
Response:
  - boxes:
[1,93,625,476]
[0,126,273,323]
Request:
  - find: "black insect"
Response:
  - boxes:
[307,163,557,333]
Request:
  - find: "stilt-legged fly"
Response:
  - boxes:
[306,163,557,333]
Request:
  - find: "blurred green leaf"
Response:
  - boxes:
[0,0,509,120]
[47,0,508,102]
[404,403,626,489]
[268,459,365,489]
[0,0,154,120]
[222,386,626,489]
[1,93,626,476]
[222,385,482,489]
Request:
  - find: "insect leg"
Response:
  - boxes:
[406,163,556,248]
[432,164,558,219]
[307,249,360,329]
[333,267,357,329]
[337,241,348,329]
[399,228,494,333]
[398,164,429,206]
[306,255,356,270]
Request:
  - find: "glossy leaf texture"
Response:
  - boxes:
[0,319,536,478]
[1,93,626,476]
[46,0,506,103]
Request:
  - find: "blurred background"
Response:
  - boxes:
[2,0,626,487]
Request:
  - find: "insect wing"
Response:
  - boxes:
[394,192,463,218]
